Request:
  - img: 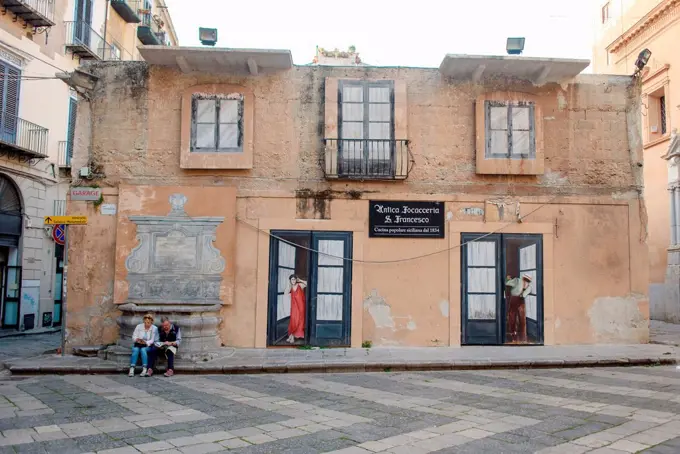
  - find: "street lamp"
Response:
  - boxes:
[634,48,652,73]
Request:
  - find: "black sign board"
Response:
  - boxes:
[369,201,445,238]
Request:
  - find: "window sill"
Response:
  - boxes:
[644,134,671,150]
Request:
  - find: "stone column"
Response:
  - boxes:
[659,129,680,322]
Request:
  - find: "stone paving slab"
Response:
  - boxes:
[2,344,678,375]
[2,367,680,452]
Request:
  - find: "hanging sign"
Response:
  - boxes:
[52,225,66,245]
[369,201,445,238]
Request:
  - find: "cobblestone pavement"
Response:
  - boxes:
[3,368,680,453]
[650,321,680,346]
[0,332,60,364]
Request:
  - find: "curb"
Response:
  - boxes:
[0,328,61,339]
[7,357,678,375]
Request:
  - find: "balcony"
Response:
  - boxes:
[57,140,71,168]
[0,0,55,27]
[0,113,48,160]
[65,21,107,60]
[137,12,166,45]
[110,0,140,23]
[323,139,412,180]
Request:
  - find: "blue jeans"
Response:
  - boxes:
[130,346,151,367]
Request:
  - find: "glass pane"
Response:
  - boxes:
[343,85,363,102]
[342,122,363,140]
[490,130,508,155]
[467,241,495,266]
[6,268,19,299]
[467,268,496,293]
[53,303,61,324]
[369,86,390,103]
[317,294,343,321]
[369,103,391,122]
[526,295,537,320]
[278,267,294,293]
[468,295,496,320]
[340,136,363,160]
[368,140,390,160]
[220,100,239,123]
[512,130,531,156]
[54,272,63,300]
[342,103,363,122]
[277,293,291,321]
[3,301,18,325]
[196,99,216,123]
[318,240,344,266]
[317,267,343,293]
[219,124,239,148]
[369,123,390,140]
[519,244,536,270]
[489,106,508,130]
[512,106,531,130]
[279,242,296,267]
[195,124,215,148]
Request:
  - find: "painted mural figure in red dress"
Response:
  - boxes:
[285,275,307,343]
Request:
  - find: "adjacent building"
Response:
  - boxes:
[64,48,648,353]
[593,0,680,321]
[0,0,177,333]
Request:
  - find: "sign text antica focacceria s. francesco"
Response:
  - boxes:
[369,201,445,238]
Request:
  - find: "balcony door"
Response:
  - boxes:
[74,0,93,44]
[0,61,20,145]
[338,80,395,178]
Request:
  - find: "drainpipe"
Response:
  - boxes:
[102,0,110,58]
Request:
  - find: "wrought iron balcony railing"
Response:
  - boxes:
[57,140,71,168]
[64,21,107,60]
[323,139,412,180]
[0,113,48,159]
[0,0,55,27]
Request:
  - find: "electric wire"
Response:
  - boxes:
[0,40,68,73]
[236,196,559,264]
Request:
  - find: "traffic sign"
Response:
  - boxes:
[52,225,65,245]
[44,215,88,225]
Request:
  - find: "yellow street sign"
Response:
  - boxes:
[44,215,88,225]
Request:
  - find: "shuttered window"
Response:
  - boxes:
[0,61,21,144]
[66,95,77,162]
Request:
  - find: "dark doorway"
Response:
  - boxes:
[461,233,543,346]
[267,231,353,347]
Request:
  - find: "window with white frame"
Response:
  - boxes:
[485,101,536,159]
[191,94,244,152]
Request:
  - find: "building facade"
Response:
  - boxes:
[593,0,680,321]
[0,0,177,333]
[64,48,648,352]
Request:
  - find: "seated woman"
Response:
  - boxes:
[129,313,158,377]
[148,316,181,377]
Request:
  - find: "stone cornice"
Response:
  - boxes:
[608,0,680,53]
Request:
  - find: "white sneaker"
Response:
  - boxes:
[140,367,148,377]
[128,366,134,377]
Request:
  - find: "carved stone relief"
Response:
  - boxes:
[124,193,226,304]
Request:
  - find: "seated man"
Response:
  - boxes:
[148,316,181,377]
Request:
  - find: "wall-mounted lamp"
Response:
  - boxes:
[634,48,652,73]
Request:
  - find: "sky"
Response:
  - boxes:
[163,0,596,69]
